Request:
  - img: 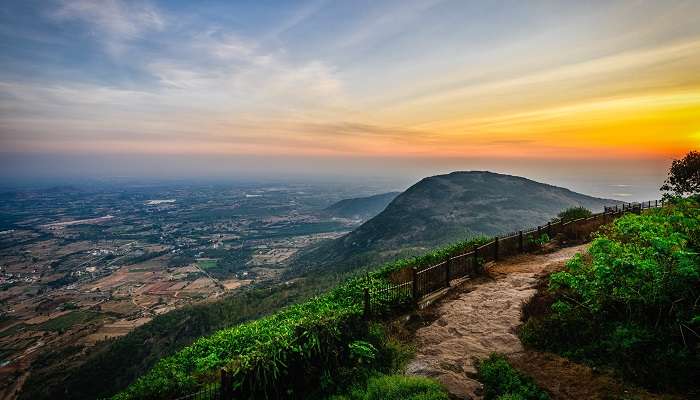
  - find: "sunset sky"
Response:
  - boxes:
[0,1,698,197]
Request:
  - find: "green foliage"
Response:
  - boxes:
[196,259,218,270]
[329,374,449,400]
[527,234,549,248]
[521,198,700,390]
[113,273,408,400]
[374,236,490,277]
[476,354,548,400]
[556,207,592,222]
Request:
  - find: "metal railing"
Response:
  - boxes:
[363,199,663,317]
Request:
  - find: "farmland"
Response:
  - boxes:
[0,181,392,399]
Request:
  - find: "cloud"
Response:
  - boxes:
[50,0,165,55]
[262,0,328,41]
[337,0,445,48]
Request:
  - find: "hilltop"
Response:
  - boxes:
[293,171,617,272]
[323,192,400,221]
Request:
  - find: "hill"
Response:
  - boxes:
[293,171,618,272]
[323,192,400,220]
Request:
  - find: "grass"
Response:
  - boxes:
[328,374,449,400]
[476,354,549,400]
[196,259,218,270]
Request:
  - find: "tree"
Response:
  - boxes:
[557,206,592,222]
[661,151,700,197]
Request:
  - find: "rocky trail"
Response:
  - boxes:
[404,244,673,400]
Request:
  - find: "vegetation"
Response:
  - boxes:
[556,206,592,222]
[197,247,255,277]
[520,197,700,391]
[22,277,344,400]
[113,275,417,400]
[108,233,496,400]
[527,233,550,249]
[372,236,490,277]
[328,374,449,400]
[196,259,218,270]
[476,354,549,400]
[324,192,400,220]
[661,150,700,197]
[31,310,99,333]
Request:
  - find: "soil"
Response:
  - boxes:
[403,244,677,400]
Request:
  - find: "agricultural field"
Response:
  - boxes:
[0,181,390,400]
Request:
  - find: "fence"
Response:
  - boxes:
[172,369,234,400]
[363,199,664,317]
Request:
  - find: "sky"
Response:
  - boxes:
[0,0,698,198]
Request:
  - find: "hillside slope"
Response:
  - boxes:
[293,171,617,272]
[323,192,400,220]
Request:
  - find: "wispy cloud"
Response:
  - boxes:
[49,0,165,55]
[337,0,445,48]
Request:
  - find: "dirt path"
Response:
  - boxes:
[404,244,679,400]
[405,245,588,399]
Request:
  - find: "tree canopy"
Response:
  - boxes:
[661,150,700,197]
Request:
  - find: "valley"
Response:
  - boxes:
[0,181,391,399]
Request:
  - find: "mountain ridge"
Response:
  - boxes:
[323,191,400,220]
[293,171,620,272]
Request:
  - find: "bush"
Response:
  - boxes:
[521,198,700,391]
[556,207,592,222]
[330,374,449,400]
[476,354,548,400]
[527,234,549,249]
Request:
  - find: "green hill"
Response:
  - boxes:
[294,171,617,272]
[324,192,400,220]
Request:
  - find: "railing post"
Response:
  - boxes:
[444,258,451,288]
[518,231,523,252]
[537,225,541,237]
[655,199,658,207]
[472,246,478,275]
[363,287,370,319]
[547,221,552,237]
[411,267,418,305]
[220,368,232,400]
[493,236,499,261]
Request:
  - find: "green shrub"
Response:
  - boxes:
[556,207,592,222]
[521,198,700,390]
[330,374,449,400]
[476,354,549,400]
[528,233,549,248]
